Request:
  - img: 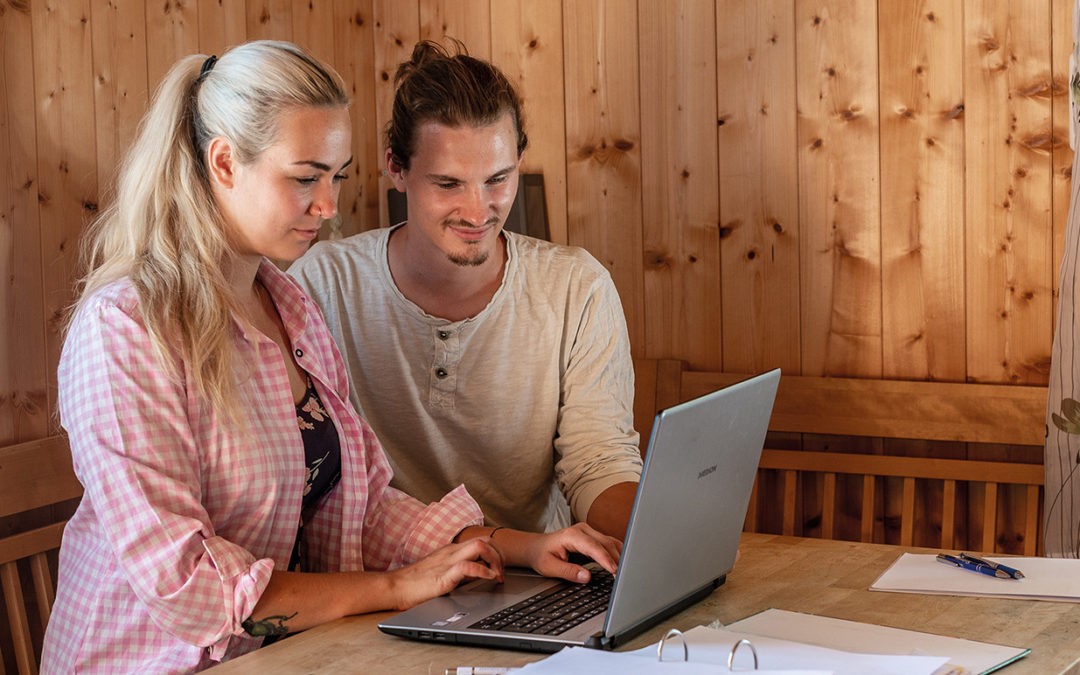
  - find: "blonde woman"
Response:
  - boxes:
[42,41,619,673]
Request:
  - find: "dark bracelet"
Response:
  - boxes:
[489,526,506,540]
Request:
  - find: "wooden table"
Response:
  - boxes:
[213,533,1080,674]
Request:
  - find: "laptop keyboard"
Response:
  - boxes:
[468,569,614,635]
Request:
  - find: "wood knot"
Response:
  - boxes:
[941,103,967,120]
[644,249,671,269]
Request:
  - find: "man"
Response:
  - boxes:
[289,40,641,537]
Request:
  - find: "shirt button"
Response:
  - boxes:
[294,348,303,358]
[437,330,451,340]
[435,367,449,379]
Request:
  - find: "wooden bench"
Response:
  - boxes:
[0,436,81,674]
[633,359,1048,555]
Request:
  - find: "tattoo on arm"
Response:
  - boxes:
[242,612,298,637]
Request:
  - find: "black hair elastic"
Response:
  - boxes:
[198,55,218,81]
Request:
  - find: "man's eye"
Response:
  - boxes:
[295,177,318,185]
[333,173,348,183]
[436,182,458,190]
[488,175,509,185]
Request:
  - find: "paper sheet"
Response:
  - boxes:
[871,553,1080,602]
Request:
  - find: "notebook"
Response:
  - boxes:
[378,368,781,653]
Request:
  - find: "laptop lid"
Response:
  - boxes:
[378,368,780,652]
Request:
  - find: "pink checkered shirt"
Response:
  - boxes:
[41,260,483,673]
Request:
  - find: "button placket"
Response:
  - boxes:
[430,326,460,408]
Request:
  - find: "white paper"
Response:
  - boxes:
[517,646,829,674]
[727,608,1029,674]
[871,553,1080,602]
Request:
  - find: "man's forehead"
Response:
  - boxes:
[410,116,520,173]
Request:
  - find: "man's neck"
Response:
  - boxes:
[386,225,507,322]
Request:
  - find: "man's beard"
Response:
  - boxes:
[445,219,498,267]
[448,243,489,267]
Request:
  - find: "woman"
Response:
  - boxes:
[41,41,619,673]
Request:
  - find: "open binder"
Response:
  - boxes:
[516,610,1029,674]
[515,622,951,674]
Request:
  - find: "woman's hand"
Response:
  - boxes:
[386,538,503,610]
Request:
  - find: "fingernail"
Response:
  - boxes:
[577,570,589,583]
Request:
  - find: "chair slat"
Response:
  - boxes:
[2,562,36,675]
[1025,485,1040,556]
[29,554,54,632]
[941,480,957,550]
[822,473,837,539]
[861,475,875,542]
[782,470,797,536]
[900,477,915,546]
[982,483,999,553]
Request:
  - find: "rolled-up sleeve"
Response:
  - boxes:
[61,298,274,653]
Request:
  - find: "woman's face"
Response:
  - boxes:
[212,105,353,263]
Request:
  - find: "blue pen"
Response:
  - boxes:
[936,553,1011,579]
[959,552,1025,579]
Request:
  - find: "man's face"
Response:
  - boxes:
[388,112,521,267]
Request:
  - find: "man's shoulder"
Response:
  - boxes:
[289,228,385,280]
[508,233,610,280]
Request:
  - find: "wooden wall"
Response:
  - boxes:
[2,0,1068,504]
[1,0,1071,447]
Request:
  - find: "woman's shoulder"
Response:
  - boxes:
[75,277,142,321]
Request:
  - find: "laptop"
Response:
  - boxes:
[378,368,780,653]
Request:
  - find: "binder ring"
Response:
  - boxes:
[727,638,759,670]
[657,628,689,662]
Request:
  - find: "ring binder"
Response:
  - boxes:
[657,628,689,662]
[727,638,759,671]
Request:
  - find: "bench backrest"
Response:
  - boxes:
[633,359,1047,554]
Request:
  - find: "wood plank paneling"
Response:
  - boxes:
[32,0,98,436]
[90,0,148,205]
[333,0,379,238]
[246,0,292,42]
[563,0,646,354]
[879,1,966,382]
[292,0,335,66]
[421,0,491,58]
[796,1,882,378]
[964,0,1054,385]
[372,0,420,230]
[639,0,721,371]
[716,0,800,374]
[0,0,48,443]
[146,0,198,90]
[490,0,568,245]
[196,0,246,57]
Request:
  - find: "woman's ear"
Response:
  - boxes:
[206,137,237,189]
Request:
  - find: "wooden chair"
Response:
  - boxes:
[633,358,1048,555]
[0,436,82,674]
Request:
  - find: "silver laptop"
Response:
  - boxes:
[378,368,780,652]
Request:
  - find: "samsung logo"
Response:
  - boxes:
[698,465,717,479]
